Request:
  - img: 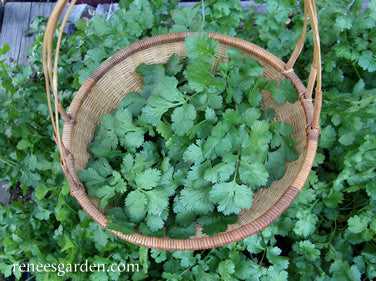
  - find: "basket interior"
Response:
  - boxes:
[65,37,308,238]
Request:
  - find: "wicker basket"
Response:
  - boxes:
[43,0,322,250]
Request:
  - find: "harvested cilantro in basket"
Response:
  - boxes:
[78,33,299,238]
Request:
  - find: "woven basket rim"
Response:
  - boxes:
[61,32,319,251]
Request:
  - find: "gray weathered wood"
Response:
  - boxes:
[95,3,111,17]
[0,180,10,206]
[0,2,32,65]
[0,2,96,65]
[0,2,56,65]
[19,2,55,65]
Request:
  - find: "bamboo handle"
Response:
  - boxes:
[307,0,322,130]
[286,0,322,130]
[43,0,75,164]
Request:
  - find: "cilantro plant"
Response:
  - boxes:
[78,32,299,238]
[1,0,376,280]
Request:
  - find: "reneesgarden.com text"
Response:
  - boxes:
[12,260,140,276]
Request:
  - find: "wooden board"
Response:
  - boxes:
[19,2,55,65]
[0,2,32,65]
[0,2,107,66]
[0,2,55,65]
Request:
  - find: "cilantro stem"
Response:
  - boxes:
[180,264,194,276]
[128,180,142,191]
[344,30,361,80]
[177,249,215,276]
[211,56,228,75]
[350,189,361,217]
[312,260,324,275]
[332,208,337,231]
[351,60,362,80]
[232,148,241,182]
[210,57,217,75]
[184,91,200,101]
[202,248,215,261]
[0,157,17,167]
[258,249,266,266]
[309,199,319,211]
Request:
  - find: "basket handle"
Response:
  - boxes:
[288,0,322,131]
[43,0,322,162]
[43,0,77,165]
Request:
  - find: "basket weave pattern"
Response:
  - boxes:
[43,1,322,250]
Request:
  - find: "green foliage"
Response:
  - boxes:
[0,0,376,280]
[78,32,299,238]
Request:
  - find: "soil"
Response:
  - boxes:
[9,184,34,203]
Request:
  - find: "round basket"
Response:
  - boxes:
[43,0,322,250]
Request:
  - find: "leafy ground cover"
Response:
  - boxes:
[0,0,375,280]
[78,32,299,238]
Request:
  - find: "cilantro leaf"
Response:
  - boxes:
[185,32,219,63]
[145,188,169,215]
[78,168,107,188]
[358,50,376,72]
[279,135,299,162]
[118,92,146,116]
[242,107,261,127]
[225,68,244,104]
[223,109,242,126]
[173,197,197,227]
[183,142,204,164]
[204,154,237,183]
[172,6,202,31]
[320,125,337,149]
[113,109,138,135]
[165,54,183,77]
[270,121,294,136]
[204,107,218,122]
[265,150,287,181]
[146,214,165,232]
[294,210,318,237]
[243,77,263,107]
[243,120,272,156]
[142,75,185,125]
[217,260,235,279]
[135,168,161,190]
[180,187,214,215]
[227,47,263,77]
[269,79,298,104]
[329,260,362,281]
[186,58,225,93]
[209,181,253,215]
[106,221,136,235]
[197,212,238,236]
[125,190,147,221]
[105,207,136,235]
[97,114,118,150]
[136,63,165,92]
[166,223,196,239]
[334,16,353,32]
[121,130,145,151]
[239,156,269,187]
[348,215,370,233]
[171,103,197,136]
